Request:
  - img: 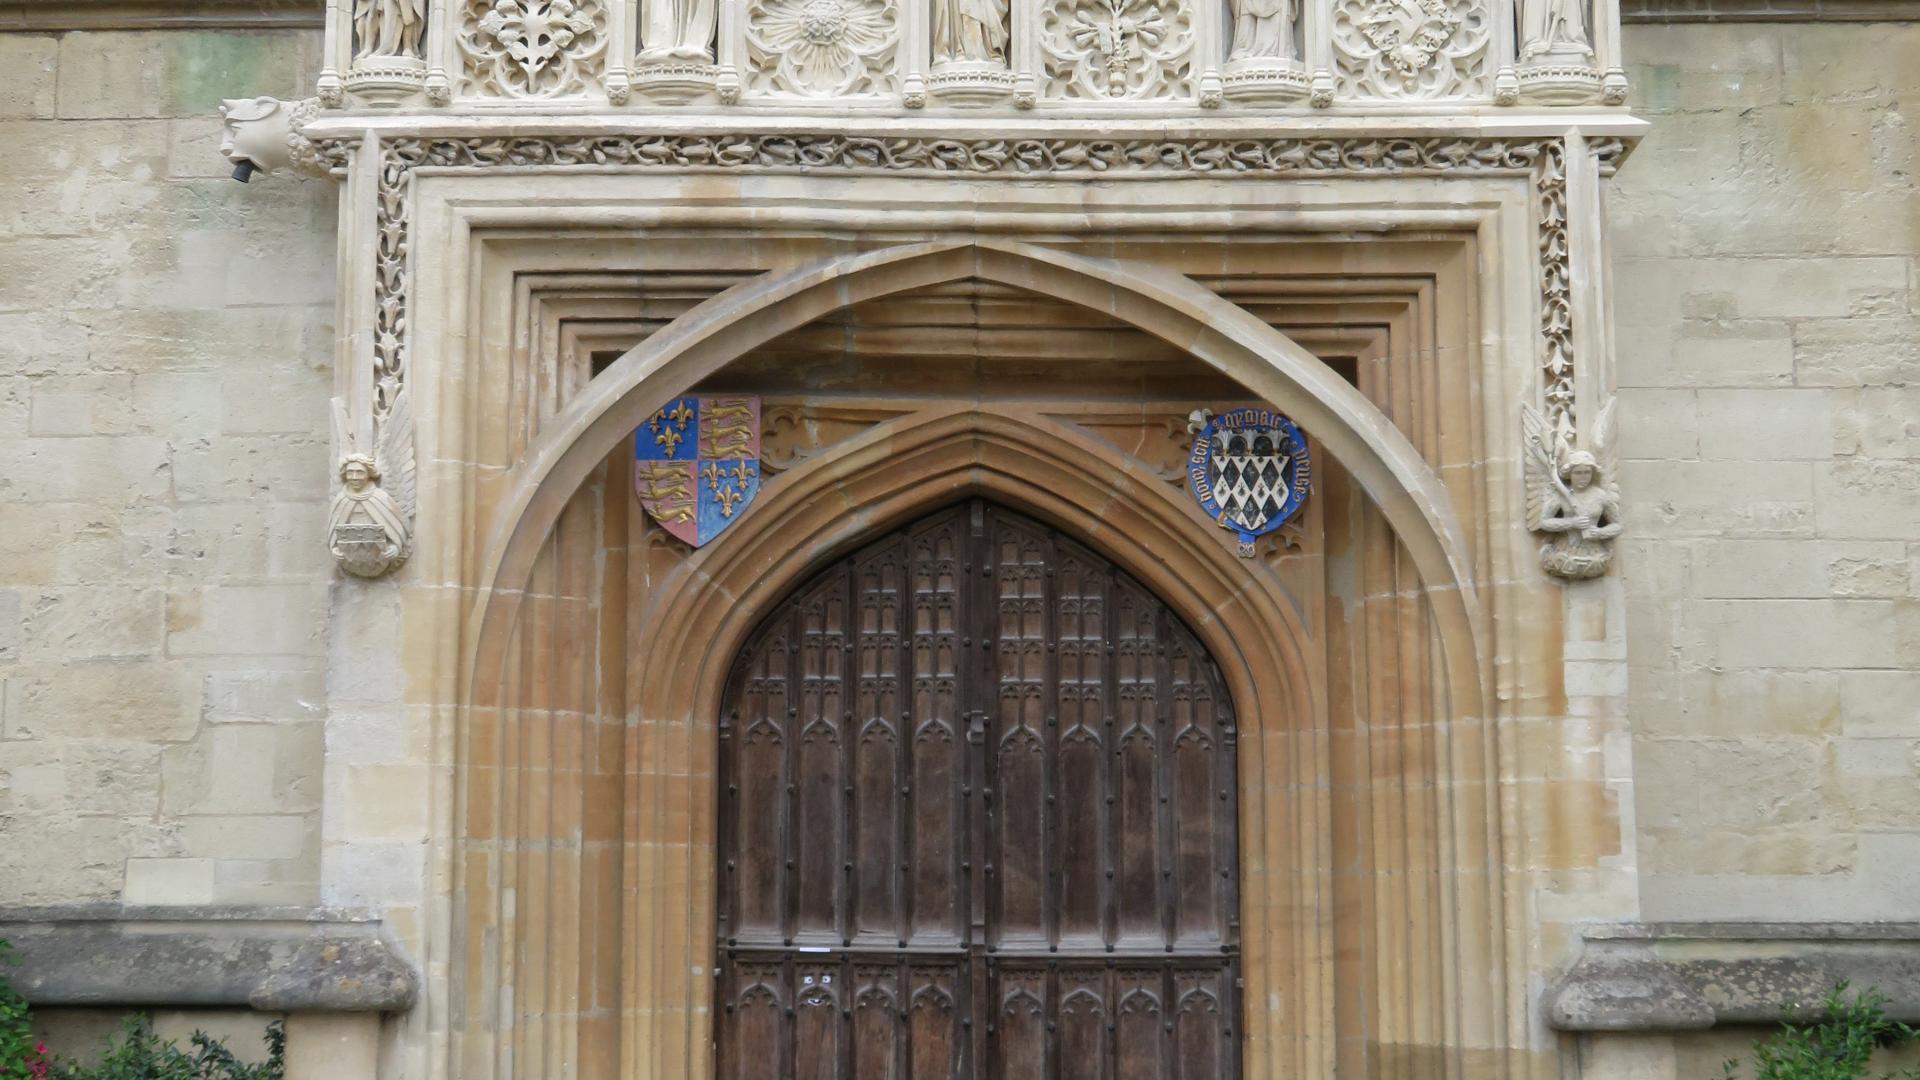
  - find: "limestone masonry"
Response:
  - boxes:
[0,2,1916,1078]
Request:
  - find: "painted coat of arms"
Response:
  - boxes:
[633,396,762,547]
[1186,407,1312,556]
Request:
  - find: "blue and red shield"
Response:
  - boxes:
[632,396,761,548]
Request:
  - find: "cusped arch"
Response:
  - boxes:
[466,239,1488,728]
[618,405,1329,1075]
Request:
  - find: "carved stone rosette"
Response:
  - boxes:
[747,0,902,98]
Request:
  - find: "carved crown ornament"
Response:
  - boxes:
[311,0,1628,109]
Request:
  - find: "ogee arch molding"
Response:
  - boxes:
[612,405,1332,1076]
[466,239,1489,729]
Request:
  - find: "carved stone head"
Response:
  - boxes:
[219,97,296,178]
[1561,448,1598,489]
[340,453,382,492]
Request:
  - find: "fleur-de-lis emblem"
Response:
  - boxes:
[703,461,750,517]
[651,399,695,456]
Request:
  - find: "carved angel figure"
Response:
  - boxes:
[1522,399,1621,580]
[353,0,428,59]
[1518,0,1591,59]
[934,0,1010,63]
[330,391,416,579]
[1229,0,1292,61]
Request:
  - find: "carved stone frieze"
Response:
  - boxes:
[313,0,1633,109]
[747,0,901,97]
[1041,0,1195,100]
[1331,0,1489,99]
[458,0,608,97]
[349,132,1560,174]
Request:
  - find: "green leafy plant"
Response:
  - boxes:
[0,938,281,1080]
[0,940,52,1080]
[46,1015,284,1080]
[1719,982,1920,1080]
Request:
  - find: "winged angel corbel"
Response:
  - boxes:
[328,390,416,578]
[1521,398,1622,579]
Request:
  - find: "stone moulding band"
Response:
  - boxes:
[1549,922,1920,1030]
[0,906,418,1012]
[310,129,1627,577]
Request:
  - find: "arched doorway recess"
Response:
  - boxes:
[449,247,1512,1078]
[716,499,1242,1079]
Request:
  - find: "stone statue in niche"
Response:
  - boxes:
[329,391,416,579]
[934,0,1010,62]
[1228,0,1291,59]
[353,0,428,57]
[1522,398,1621,580]
[641,0,718,60]
[1518,0,1590,59]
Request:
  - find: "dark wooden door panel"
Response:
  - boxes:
[717,501,1240,1079]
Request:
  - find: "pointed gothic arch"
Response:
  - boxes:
[448,240,1511,1077]
[464,239,1487,727]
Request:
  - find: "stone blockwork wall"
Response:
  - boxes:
[1611,23,1920,920]
[0,26,336,906]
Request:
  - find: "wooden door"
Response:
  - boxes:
[716,501,1241,1079]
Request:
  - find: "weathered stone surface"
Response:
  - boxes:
[0,906,416,1012]
[1549,924,1920,1031]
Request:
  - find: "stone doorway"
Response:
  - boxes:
[714,500,1243,1078]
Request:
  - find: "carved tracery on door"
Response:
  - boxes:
[716,500,1241,1079]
